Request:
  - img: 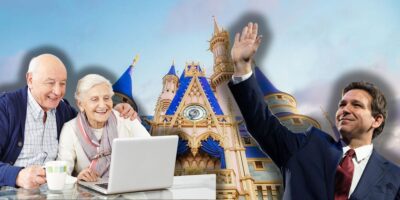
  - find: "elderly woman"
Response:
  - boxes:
[57,74,150,182]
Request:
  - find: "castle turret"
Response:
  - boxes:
[155,62,179,116]
[209,17,234,89]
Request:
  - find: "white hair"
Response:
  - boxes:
[27,56,40,74]
[75,74,114,101]
[27,54,64,74]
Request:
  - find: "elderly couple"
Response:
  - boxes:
[0,54,149,189]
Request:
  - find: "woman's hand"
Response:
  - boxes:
[77,168,99,182]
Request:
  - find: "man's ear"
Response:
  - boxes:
[26,73,33,88]
[372,114,384,129]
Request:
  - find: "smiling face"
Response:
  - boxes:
[26,54,67,111]
[78,83,113,128]
[335,89,383,144]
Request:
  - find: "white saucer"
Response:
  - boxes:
[64,175,77,189]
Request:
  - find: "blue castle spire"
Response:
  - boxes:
[254,66,281,96]
[112,55,139,102]
[112,65,134,100]
[167,62,176,76]
[179,70,185,81]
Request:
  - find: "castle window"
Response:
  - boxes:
[293,118,302,124]
[267,186,273,200]
[276,185,282,199]
[255,161,264,169]
[257,186,263,200]
[277,95,283,99]
[243,137,252,145]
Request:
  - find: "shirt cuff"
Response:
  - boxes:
[231,71,253,84]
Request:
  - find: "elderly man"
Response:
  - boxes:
[228,22,400,199]
[0,54,136,189]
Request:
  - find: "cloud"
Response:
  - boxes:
[397,98,400,117]
[162,0,278,34]
[162,0,229,33]
[293,80,333,111]
[290,79,337,137]
[375,124,400,165]
[135,79,162,115]
[0,51,26,84]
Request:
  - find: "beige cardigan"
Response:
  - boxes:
[57,110,150,175]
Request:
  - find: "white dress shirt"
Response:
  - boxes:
[57,110,150,175]
[232,71,253,84]
[342,144,373,197]
[14,89,58,167]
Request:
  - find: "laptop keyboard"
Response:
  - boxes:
[96,183,108,190]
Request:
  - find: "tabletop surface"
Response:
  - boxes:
[0,174,216,199]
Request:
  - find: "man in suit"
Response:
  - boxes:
[228,22,400,199]
[0,54,137,189]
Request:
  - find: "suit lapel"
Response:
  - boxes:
[327,138,343,200]
[350,149,387,199]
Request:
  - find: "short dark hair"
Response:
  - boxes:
[343,81,387,139]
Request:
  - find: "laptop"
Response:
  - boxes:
[78,135,178,194]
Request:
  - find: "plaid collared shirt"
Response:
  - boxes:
[14,89,59,167]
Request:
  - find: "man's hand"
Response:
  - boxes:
[77,168,99,182]
[16,165,46,189]
[114,103,139,121]
[231,22,262,76]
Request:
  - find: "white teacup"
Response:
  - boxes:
[45,161,67,191]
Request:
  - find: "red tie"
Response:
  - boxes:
[335,149,356,200]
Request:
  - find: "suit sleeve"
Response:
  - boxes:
[228,74,307,168]
[62,98,78,118]
[0,98,23,187]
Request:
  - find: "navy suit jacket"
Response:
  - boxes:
[0,87,77,187]
[228,74,400,200]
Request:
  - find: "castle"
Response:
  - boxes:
[144,19,321,200]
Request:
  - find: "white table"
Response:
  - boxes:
[0,174,216,199]
[122,174,216,199]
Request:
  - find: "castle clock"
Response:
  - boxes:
[183,105,207,121]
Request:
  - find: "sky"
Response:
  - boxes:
[1,0,400,162]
